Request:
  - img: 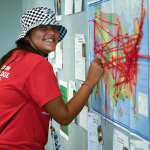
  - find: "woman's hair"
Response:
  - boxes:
[0,38,35,69]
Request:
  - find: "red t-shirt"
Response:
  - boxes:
[0,50,62,150]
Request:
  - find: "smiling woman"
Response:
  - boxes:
[0,6,104,150]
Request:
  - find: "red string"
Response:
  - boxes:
[90,0,148,99]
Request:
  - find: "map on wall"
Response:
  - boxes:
[88,0,150,142]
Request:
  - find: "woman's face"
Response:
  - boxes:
[26,25,60,54]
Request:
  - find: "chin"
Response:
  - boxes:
[47,47,56,52]
[44,47,55,53]
[47,49,55,53]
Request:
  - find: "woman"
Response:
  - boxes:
[0,7,104,150]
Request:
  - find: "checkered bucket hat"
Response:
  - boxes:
[15,7,67,43]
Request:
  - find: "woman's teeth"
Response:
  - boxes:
[45,39,54,42]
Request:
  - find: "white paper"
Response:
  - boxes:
[75,60,85,81]
[75,34,86,81]
[56,15,62,21]
[130,140,149,150]
[56,41,63,69]
[138,92,148,117]
[60,129,69,141]
[65,0,73,15]
[79,106,88,130]
[59,79,67,88]
[75,42,82,61]
[52,64,58,76]
[88,112,103,150]
[75,0,82,13]
[113,129,129,150]
[49,51,55,59]
[68,80,76,101]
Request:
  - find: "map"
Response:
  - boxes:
[88,0,150,142]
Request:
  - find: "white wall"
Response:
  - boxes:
[22,0,53,13]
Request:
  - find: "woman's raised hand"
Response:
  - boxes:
[86,58,104,88]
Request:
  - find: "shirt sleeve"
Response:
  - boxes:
[24,60,62,107]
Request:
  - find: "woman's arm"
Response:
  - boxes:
[44,58,104,125]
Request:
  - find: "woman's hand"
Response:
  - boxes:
[86,58,104,88]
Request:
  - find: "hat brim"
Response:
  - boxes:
[15,19,67,44]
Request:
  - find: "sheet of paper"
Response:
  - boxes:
[49,51,55,59]
[56,41,63,69]
[75,34,85,81]
[52,64,58,76]
[68,80,76,101]
[88,112,103,150]
[138,92,148,117]
[75,0,82,13]
[79,106,88,130]
[75,60,85,81]
[113,129,129,150]
[59,80,69,141]
[130,140,149,150]
[65,0,73,15]
[56,15,62,21]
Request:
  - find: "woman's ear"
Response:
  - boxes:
[24,33,30,41]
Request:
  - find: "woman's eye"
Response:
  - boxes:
[40,26,46,29]
[53,27,59,30]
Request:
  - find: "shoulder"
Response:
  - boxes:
[15,49,50,64]
[13,49,52,71]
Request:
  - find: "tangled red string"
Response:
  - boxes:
[89,0,150,123]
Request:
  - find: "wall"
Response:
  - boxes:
[1,0,149,150]
[0,0,22,58]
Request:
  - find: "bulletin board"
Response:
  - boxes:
[21,0,150,150]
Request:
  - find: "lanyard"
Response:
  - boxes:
[50,117,61,150]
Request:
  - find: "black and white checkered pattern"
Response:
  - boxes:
[15,7,67,43]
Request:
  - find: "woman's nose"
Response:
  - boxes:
[47,26,55,34]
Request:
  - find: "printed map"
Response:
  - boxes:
[88,0,150,141]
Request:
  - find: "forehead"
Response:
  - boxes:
[38,25,59,28]
[29,24,60,34]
